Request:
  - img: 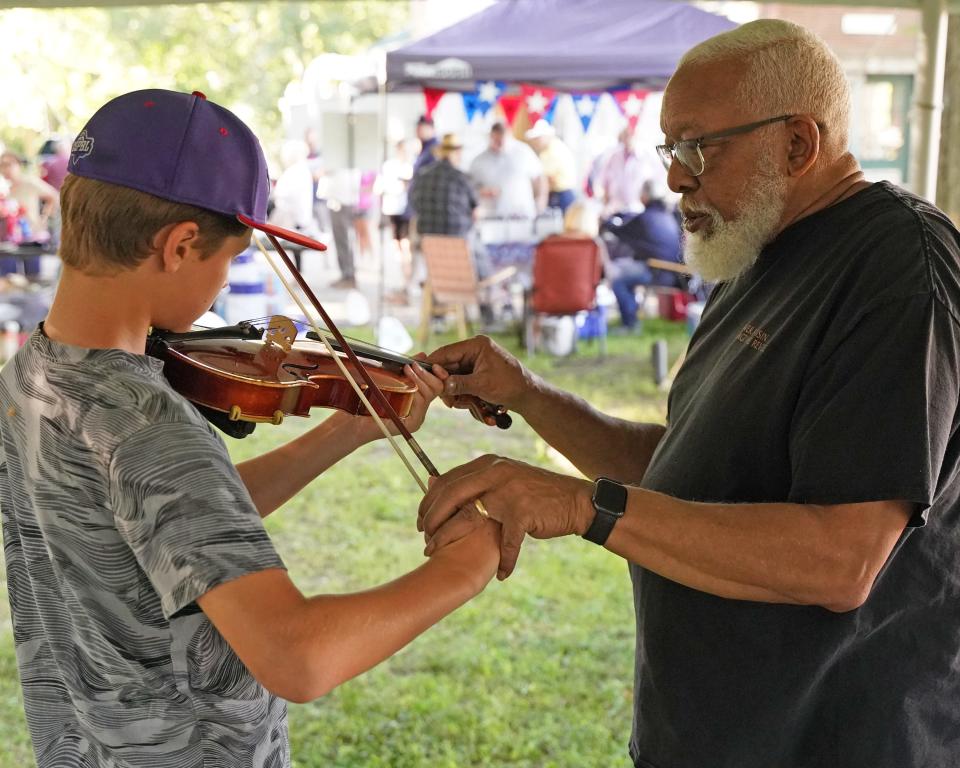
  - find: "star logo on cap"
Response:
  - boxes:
[70,129,95,165]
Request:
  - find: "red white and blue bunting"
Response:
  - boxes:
[420,83,651,132]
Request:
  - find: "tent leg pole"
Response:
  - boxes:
[915,0,948,204]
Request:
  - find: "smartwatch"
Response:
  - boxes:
[582,477,628,545]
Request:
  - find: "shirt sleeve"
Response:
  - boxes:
[789,293,960,525]
[109,421,286,618]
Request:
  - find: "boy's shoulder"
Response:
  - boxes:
[5,329,218,458]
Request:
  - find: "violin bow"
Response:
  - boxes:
[252,233,490,519]
[251,234,434,495]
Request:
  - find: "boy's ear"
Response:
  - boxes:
[155,222,201,273]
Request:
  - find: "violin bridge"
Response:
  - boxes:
[264,315,298,353]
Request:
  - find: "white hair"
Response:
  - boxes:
[676,19,851,154]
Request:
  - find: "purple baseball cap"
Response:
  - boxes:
[68,88,326,251]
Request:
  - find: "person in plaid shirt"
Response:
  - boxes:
[409,133,477,238]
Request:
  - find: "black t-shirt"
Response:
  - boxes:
[630,182,960,768]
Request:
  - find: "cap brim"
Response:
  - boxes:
[237,213,327,251]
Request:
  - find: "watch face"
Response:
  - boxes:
[594,478,627,517]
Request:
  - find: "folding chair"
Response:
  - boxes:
[417,235,516,348]
[525,235,605,356]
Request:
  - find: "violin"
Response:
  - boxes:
[172,225,493,512]
[146,316,511,439]
[302,330,512,431]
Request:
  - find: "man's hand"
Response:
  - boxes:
[424,335,536,416]
[418,454,594,580]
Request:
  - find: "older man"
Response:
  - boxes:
[419,19,960,768]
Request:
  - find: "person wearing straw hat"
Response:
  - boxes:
[409,132,477,241]
[409,133,495,320]
[0,89,500,768]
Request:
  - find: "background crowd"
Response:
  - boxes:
[262,110,695,338]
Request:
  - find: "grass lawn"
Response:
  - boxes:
[0,319,689,767]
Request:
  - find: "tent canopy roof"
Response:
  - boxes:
[385,0,738,92]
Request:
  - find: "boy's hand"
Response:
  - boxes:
[354,357,447,442]
[426,514,501,593]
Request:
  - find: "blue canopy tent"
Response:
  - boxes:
[385,0,739,92]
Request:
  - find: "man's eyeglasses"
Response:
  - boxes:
[656,114,793,177]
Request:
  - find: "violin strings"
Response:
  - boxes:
[257,317,414,367]
[252,235,429,494]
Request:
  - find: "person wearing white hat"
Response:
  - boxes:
[524,119,577,214]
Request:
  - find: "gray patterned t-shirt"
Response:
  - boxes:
[0,327,289,767]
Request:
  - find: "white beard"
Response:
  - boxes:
[682,170,787,283]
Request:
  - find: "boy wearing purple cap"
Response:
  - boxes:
[0,89,499,767]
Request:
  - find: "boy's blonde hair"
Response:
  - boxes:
[59,175,249,274]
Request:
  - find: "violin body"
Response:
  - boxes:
[149,334,416,427]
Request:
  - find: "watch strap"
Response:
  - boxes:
[582,477,627,545]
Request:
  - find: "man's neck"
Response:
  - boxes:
[779,153,870,234]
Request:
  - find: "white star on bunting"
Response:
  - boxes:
[525,90,549,116]
[575,95,596,117]
[478,81,500,104]
[622,94,644,117]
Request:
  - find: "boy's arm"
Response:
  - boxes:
[234,411,375,517]
[236,363,445,517]
[196,520,499,703]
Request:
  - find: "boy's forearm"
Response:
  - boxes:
[236,412,372,517]
[288,554,489,700]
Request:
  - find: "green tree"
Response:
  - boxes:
[0,2,409,158]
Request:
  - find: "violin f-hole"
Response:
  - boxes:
[281,362,321,379]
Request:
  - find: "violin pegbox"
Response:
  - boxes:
[263,315,298,353]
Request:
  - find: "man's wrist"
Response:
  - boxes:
[581,477,629,546]
[512,369,548,418]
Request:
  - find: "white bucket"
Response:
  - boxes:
[541,315,577,356]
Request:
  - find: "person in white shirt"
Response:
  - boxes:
[377,140,414,301]
[598,126,644,218]
[269,140,319,272]
[469,123,545,220]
